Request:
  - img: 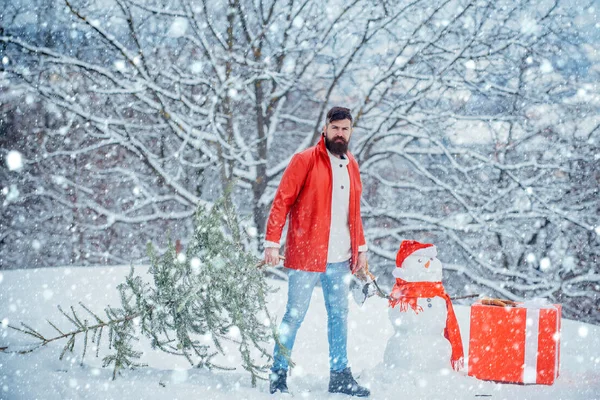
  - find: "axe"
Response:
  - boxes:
[350,262,391,306]
[350,262,479,306]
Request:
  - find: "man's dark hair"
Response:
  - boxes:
[326,106,353,124]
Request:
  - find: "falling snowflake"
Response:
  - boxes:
[190,257,201,274]
[31,239,42,251]
[6,150,23,171]
[520,16,540,35]
[246,226,258,237]
[43,289,54,300]
[167,17,189,38]
[3,185,20,204]
[114,60,126,72]
[190,62,203,74]
[292,16,304,28]
[540,59,553,73]
[540,257,551,271]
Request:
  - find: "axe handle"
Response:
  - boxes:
[372,280,392,300]
[451,293,480,301]
[371,280,479,302]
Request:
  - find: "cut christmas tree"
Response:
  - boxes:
[3,196,276,386]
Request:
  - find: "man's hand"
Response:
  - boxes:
[356,251,367,271]
[264,247,282,267]
[354,252,371,281]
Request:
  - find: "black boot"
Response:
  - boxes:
[328,367,370,397]
[269,369,289,394]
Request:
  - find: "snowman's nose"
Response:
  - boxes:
[425,260,431,268]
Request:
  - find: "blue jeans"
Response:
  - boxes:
[272,261,351,372]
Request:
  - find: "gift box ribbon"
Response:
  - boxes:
[517,300,560,384]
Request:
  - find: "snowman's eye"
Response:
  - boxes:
[418,258,422,263]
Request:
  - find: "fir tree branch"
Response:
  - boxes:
[79,302,106,324]
[6,306,149,353]
[59,335,75,360]
[57,305,78,326]
[81,322,89,365]
[47,320,65,335]
[95,327,103,357]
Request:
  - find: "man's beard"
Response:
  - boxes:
[325,135,349,156]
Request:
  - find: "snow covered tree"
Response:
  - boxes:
[1,0,407,268]
[349,0,600,323]
[6,196,276,385]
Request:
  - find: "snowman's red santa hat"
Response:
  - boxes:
[395,240,437,267]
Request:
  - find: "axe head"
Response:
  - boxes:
[350,275,378,306]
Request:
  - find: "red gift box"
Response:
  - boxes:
[468,300,561,385]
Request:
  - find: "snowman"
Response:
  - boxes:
[384,240,464,373]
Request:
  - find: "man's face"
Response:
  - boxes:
[323,118,352,156]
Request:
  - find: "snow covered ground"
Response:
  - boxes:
[1,265,599,400]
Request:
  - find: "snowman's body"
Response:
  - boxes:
[385,297,451,371]
[384,248,454,372]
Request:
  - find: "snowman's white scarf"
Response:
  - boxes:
[389,279,465,371]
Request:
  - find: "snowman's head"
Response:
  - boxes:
[392,240,443,282]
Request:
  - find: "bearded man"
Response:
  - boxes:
[263,107,370,397]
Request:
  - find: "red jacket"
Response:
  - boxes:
[265,136,366,273]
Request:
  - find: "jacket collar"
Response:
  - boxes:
[317,135,328,155]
